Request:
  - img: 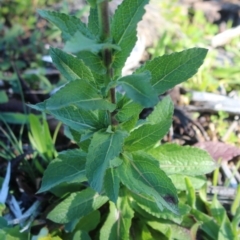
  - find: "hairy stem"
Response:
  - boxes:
[97,1,117,125]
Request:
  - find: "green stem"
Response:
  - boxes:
[97,1,117,125]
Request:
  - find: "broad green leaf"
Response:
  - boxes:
[65,210,101,235]
[117,152,178,214]
[76,210,100,231]
[50,182,83,198]
[29,79,115,112]
[146,221,191,240]
[148,144,217,175]
[111,0,149,76]
[147,96,173,124]
[86,130,126,192]
[38,149,86,193]
[124,123,168,151]
[88,7,99,36]
[124,98,174,151]
[77,51,106,75]
[120,115,139,132]
[116,96,143,123]
[50,48,95,83]
[116,96,143,131]
[117,71,158,107]
[64,126,81,143]
[38,10,94,42]
[169,175,206,191]
[104,168,120,203]
[64,31,121,53]
[50,107,102,134]
[136,48,208,95]
[131,191,190,224]
[100,190,134,240]
[47,188,108,223]
[98,110,110,128]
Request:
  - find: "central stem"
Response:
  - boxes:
[97,1,117,125]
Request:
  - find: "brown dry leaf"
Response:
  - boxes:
[195,141,240,162]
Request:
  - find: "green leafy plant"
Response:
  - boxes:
[24,0,217,237]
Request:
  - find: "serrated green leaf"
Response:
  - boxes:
[77,51,106,75]
[64,126,81,143]
[136,48,208,95]
[124,123,168,151]
[131,191,190,224]
[50,107,101,134]
[118,71,158,107]
[148,144,217,176]
[88,7,99,36]
[124,99,174,151]
[98,110,110,128]
[111,0,149,76]
[116,96,143,131]
[50,48,95,83]
[124,99,173,151]
[77,210,100,231]
[65,210,101,234]
[64,31,121,53]
[104,168,120,203]
[100,190,134,240]
[38,149,86,193]
[31,79,115,112]
[120,115,139,132]
[116,96,143,122]
[47,188,108,223]
[147,96,172,124]
[117,152,178,214]
[50,182,82,198]
[38,10,94,42]
[86,130,126,192]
